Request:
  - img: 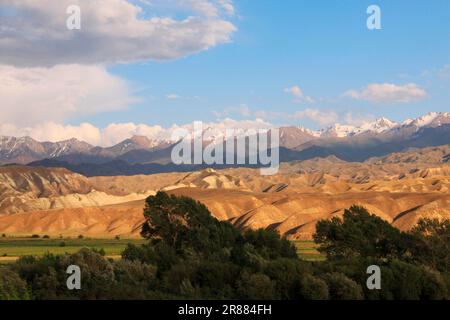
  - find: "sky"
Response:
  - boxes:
[0,0,449,146]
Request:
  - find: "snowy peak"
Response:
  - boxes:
[357,117,398,134]
[408,112,450,128]
[44,139,93,158]
[320,124,358,138]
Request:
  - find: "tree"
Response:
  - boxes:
[410,218,450,272]
[237,273,277,300]
[322,272,363,300]
[298,274,329,300]
[141,192,240,256]
[0,268,30,300]
[314,206,410,260]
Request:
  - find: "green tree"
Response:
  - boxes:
[237,273,277,300]
[410,218,450,272]
[314,206,410,260]
[141,192,240,257]
[322,272,363,300]
[0,268,30,300]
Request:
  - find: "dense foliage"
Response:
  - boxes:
[0,194,449,300]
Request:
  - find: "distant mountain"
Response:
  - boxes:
[319,117,398,138]
[0,136,93,164]
[0,135,171,165]
[2,112,450,176]
[278,126,319,149]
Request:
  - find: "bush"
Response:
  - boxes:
[31,234,40,239]
[111,260,157,299]
[0,268,30,300]
[314,206,416,261]
[299,274,329,300]
[42,235,50,239]
[237,273,277,300]
[322,272,363,300]
[420,269,447,300]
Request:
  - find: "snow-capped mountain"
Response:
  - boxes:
[1,112,449,166]
[0,136,93,164]
[319,117,398,138]
[405,112,450,128]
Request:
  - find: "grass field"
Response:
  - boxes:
[0,237,326,264]
[294,241,326,262]
[0,237,147,263]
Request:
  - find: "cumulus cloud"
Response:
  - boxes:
[0,118,272,147]
[284,85,315,103]
[0,0,237,67]
[344,83,427,103]
[0,64,137,126]
[292,108,338,126]
[0,122,102,145]
[216,105,338,127]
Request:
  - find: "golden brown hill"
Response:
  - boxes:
[1,147,450,239]
[0,200,145,238]
[169,188,450,240]
[0,166,155,215]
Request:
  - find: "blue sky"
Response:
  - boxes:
[80,0,450,129]
[0,0,449,145]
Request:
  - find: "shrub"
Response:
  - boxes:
[299,274,329,300]
[322,272,363,300]
[237,273,277,300]
[0,268,30,300]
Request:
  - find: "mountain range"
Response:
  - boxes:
[1,112,449,176]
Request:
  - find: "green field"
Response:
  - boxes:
[0,237,326,264]
[294,241,326,261]
[0,237,147,263]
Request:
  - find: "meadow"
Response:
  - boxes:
[0,237,147,263]
[293,240,326,261]
[0,236,325,264]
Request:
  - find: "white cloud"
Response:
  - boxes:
[166,94,181,100]
[218,0,235,15]
[216,105,338,127]
[284,85,315,103]
[344,83,427,103]
[0,118,272,147]
[292,108,338,126]
[0,122,102,145]
[343,113,376,126]
[0,64,137,126]
[1,0,237,67]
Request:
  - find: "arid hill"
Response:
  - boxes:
[0,146,449,239]
[0,166,154,215]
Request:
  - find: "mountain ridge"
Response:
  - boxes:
[1,112,450,176]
